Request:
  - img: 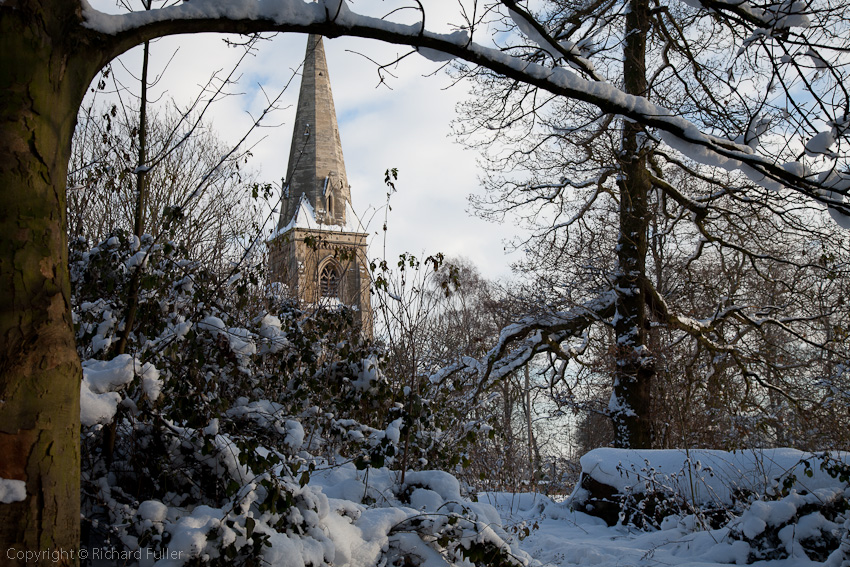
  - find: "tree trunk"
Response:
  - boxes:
[611,0,655,449]
[0,4,106,564]
[524,365,538,481]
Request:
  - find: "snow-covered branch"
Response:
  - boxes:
[79,0,850,223]
[430,291,617,399]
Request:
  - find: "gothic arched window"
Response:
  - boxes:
[319,263,340,298]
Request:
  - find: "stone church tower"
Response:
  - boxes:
[269,35,372,336]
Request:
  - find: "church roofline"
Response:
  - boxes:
[270,194,367,241]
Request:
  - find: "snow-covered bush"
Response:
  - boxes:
[725,455,850,562]
[569,448,850,563]
[72,232,526,566]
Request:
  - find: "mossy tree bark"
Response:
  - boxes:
[0,3,108,564]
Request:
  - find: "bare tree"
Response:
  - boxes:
[69,103,261,273]
[453,0,850,448]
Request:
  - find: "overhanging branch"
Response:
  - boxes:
[428,291,617,402]
[80,1,850,217]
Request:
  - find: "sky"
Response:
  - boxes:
[85,2,524,281]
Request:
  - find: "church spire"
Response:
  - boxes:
[279,34,351,230]
[269,34,372,336]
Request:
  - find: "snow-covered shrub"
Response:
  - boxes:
[392,468,542,565]
[570,449,743,529]
[727,455,850,562]
[728,487,846,561]
[72,232,524,566]
[569,448,850,563]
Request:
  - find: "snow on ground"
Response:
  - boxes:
[143,449,848,565]
[479,448,850,567]
[485,491,788,566]
[486,494,845,566]
[292,448,848,566]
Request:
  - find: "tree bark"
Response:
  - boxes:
[0,3,107,564]
[611,0,655,449]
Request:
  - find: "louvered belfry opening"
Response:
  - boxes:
[320,263,339,298]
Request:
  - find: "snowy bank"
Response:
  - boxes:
[570,448,850,528]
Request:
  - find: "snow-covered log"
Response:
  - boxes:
[569,448,850,530]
